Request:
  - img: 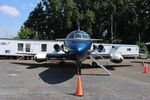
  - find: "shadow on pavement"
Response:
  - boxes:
[11,60,132,84]
[39,63,76,84]
[11,61,76,84]
[130,60,150,64]
[105,64,132,70]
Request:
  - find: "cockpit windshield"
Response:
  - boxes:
[67,30,91,40]
[75,34,82,38]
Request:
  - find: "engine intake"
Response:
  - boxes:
[93,44,104,52]
[97,45,104,52]
[54,44,61,52]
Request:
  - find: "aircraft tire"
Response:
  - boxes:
[92,62,97,67]
[59,61,65,67]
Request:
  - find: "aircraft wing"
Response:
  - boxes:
[91,39,102,42]
[46,52,66,58]
[91,44,123,63]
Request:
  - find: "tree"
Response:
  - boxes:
[18,0,149,45]
[18,27,35,39]
[23,2,47,39]
[137,42,148,53]
[83,10,95,36]
[116,0,150,43]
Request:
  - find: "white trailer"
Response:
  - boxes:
[0,38,139,58]
[0,39,64,56]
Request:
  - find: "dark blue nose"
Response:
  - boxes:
[74,43,87,54]
[71,40,92,54]
[65,39,92,55]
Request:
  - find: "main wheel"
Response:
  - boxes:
[59,61,65,67]
[92,62,97,67]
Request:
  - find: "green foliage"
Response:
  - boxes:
[18,27,35,39]
[18,0,149,43]
[83,10,95,35]
[136,42,148,53]
[64,0,75,29]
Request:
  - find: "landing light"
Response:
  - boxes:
[78,47,82,51]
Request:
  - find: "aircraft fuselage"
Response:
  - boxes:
[64,30,92,60]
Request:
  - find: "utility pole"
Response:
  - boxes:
[34,21,38,39]
[139,33,141,42]
[111,15,113,43]
[6,32,8,39]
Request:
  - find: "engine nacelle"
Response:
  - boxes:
[110,54,123,63]
[34,53,47,63]
[54,44,61,52]
[93,44,104,52]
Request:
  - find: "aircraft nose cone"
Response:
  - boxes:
[65,39,92,55]
[77,46,84,52]
[74,43,86,54]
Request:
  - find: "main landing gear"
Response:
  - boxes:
[75,56,111,75]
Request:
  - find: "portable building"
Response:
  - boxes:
[0,38,139,58]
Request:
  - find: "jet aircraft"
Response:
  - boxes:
[34,29,123,75]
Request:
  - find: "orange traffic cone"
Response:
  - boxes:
[75,75,83,97]
[144,63,148,74]
[141,60,144,66]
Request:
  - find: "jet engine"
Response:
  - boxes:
[110,54,123,63]
[34,53,47,63]
[54,44,61,52]
[93,44,104,52]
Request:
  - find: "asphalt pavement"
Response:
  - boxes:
[0,59,150,100]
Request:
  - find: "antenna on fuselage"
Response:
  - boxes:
[77,22,80,31]
[78,26,80,31]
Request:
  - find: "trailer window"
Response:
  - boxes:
[41,44,47,52]
[127,48,131,51]
[1,42,6,45]
[25,44,30,52]
[5,50,10,54]
[18,43,24,51]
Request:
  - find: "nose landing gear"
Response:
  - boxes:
[76,61,81,75]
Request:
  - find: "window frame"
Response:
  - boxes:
[18,43,24,51]
[41,44,47,52]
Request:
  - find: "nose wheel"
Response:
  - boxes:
[76,61,81,75]
[77,65,81,75]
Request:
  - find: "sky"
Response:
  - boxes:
[0,0,40,38]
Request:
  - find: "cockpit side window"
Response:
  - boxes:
[69,34,74,38]
[67,30,91,40]
[82,34,88,39]
[87,34,91,39]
